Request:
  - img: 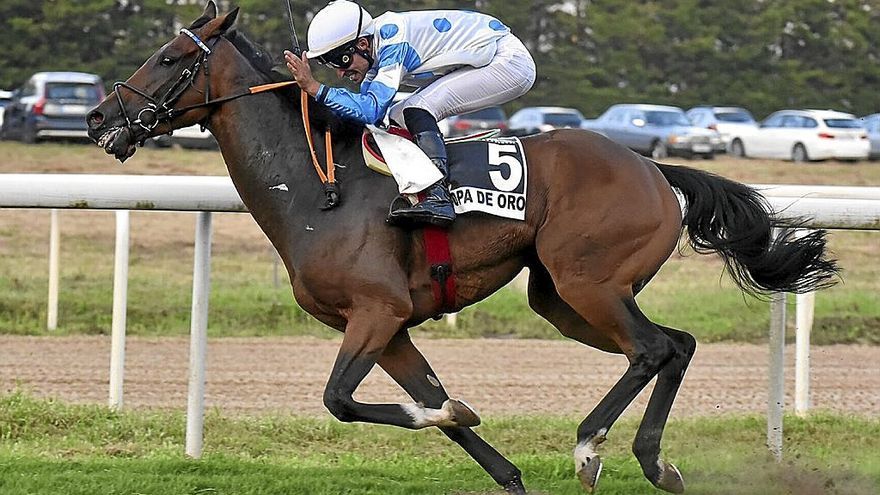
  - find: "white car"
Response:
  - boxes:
[686,106,758,153]
[170,124,218,149]
[0,90,12,130]
[149,124,218,150]
[729,109,869,162]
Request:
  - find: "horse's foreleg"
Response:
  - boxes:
[631,326,695,494]
[323,308,479,429]
[378,331,526,494]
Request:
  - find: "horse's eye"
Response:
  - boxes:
[159,56,176,67]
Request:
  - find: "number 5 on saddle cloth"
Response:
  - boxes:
[363,125,529,221]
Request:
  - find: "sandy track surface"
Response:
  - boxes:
[2,336,878,418]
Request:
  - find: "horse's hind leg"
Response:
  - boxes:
[527,265,688,493]
[378,330,526,494]
[632,325,695,494]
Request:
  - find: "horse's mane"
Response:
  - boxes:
[222,28,364,142]
[225,29,284,82]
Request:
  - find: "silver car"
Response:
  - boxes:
[506,106,585,136]
[862,113,880,160]
[0,72,105,143]
[583,103,721,159]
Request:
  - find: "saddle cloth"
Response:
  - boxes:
[362,125,528,221]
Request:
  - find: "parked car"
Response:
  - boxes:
[444,106,507,137]
[728,109,869,162]
[0,90,13,131]
[685,106,758,153]
[148,124,218,150]
[0,72,105,143]
[582,103,720,159]
[862,113,880,160]
[169,124,218,149]
[506,106,585,136]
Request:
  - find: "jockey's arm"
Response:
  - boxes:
[317,43,417,125]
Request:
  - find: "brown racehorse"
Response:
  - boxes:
[86,3,837,493]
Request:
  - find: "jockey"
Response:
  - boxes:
[285,0,536,228]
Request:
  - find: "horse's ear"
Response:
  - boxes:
[217,7,240,34]
[189,0,218,28]
[202,0,218,20]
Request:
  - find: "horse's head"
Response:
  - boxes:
[87,1,239,162]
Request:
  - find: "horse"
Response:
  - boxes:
[86,3,838,493]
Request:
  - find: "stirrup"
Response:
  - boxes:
[387,201,455,229]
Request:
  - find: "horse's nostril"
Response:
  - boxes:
[87,111,104,128]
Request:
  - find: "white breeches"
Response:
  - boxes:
[388,34,536,128]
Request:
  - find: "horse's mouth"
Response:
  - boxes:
[97,127,138,163]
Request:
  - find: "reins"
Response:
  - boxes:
[114,28,340,210]
[299,91,340,209]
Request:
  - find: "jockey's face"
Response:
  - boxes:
[336,37,371,84]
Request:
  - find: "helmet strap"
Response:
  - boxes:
[356,36,374,67]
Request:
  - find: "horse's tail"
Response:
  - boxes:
[655,161,839,295]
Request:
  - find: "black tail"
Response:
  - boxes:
[655,162,839,295]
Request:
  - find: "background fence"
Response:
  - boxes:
[1,174,878,459]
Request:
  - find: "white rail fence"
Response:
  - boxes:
[1,174,878,461]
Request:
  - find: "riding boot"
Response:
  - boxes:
[387,130,457,228]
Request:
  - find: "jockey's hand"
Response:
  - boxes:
[284,50,320,97]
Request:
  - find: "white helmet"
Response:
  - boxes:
[305,1,374,60]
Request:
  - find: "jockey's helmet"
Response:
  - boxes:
[306,1,375,69]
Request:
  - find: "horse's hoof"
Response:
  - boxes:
[502,479,527,494]
[653,460,685,493]
[576,455,603,493]
[442,399,481,427]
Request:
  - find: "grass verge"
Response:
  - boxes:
[1,391,879,494]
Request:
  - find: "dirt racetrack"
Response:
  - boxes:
[2,336,878,418]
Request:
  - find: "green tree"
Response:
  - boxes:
[2,0,878,120]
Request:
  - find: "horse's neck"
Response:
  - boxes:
[210,91,303,170]
[203,66,382,263]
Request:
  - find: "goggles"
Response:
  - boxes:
[313,2,367,70]
[315,42,358,70]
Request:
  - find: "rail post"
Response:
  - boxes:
[108,210,130,410]
[47,209,60,330]
[767,228,786,461]
[185,212,212,458]
[793,228,816,417]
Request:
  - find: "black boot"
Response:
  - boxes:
[387,130,457,228]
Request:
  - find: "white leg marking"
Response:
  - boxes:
[574,428,608,472]
[269,183,289,191]
[401,402,454,429]
[401,399,478,429]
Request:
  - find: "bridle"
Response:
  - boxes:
[113,28,296,140]
[112,28,223,138]
[111,26,339,209]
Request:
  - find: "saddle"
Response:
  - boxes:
[361,125,529,221]
[361,126,501,177]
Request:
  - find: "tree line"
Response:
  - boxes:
[2,0,879,118]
